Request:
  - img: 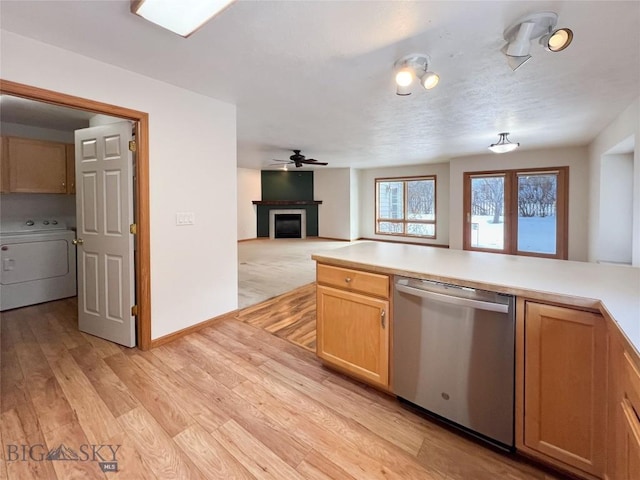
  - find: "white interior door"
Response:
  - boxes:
[75,122,135,347]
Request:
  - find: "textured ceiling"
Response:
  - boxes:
[1,1,639,169]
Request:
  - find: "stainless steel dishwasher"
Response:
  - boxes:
[393,276,515,449]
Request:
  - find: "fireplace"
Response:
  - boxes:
[274,214,301,238]
[269,209,306,239]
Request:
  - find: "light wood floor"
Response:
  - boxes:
[237,283,317,352]
[1,296,563,480]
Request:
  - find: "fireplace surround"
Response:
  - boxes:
[269,209,306,239]
[252,200,322,238]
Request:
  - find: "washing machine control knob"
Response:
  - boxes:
[51,220,58,225]
[26,220,34,226]
[43,220,50,225]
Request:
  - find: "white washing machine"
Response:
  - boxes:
[0,219,77,311]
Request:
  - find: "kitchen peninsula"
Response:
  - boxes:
[312,241,640,480]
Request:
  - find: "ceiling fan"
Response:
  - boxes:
[271,150,328,168]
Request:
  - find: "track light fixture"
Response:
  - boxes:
[488,133,520,154]
[502,12,573,71]
[393,54,439,96]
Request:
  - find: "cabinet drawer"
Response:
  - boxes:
[317,264,389,298]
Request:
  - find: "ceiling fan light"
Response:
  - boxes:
[421,72,440,90]
[131,0,235,37]
[395,68,414,87]
[488,132,520,154]
[544,28,573,52]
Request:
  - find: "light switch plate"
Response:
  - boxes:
[176,212,195,226]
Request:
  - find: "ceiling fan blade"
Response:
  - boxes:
[300,158,328,165]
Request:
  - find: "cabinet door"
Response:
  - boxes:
[619,399,640,479]
[523,302,606,477]
[0,137,9,193]
[8,137,67,193]
[316,285,389,388]
[66,143,76,194]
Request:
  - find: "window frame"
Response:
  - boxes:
[463,167,569,259]
[375,175,437,239]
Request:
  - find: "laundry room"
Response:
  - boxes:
[0,95,120,311]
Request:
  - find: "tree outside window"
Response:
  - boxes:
[464,168,568,259]
[376,176,436,238]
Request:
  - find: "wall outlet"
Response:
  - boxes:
[176,212,195,226]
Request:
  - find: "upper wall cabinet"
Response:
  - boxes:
[3,136,70,194]
[66,143,75,194]
[0,137,9,193]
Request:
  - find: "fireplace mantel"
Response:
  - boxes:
[252,200,322,206]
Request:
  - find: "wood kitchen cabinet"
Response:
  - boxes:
[65,143,75,194]
[607,327,640,480]
[316,264,390,389]
[518,301,607,478]
[0,136,9,193]
[7,136,68,193]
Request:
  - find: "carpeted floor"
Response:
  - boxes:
[237,238,361,309]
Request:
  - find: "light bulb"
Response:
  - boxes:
[395,68,413,87]
[546,28,573,52]
[421,72,439,90]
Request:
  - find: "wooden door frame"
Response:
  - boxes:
[1,79,152,350]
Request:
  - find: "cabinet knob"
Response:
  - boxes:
[345,277,352,283]
[381,309,386,328]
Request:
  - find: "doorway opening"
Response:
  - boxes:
[0,79,152,350]
[598,135,635,265]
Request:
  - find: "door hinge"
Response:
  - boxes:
[130,223,137,235]
[128,140,136,152]
[131,305,138,316]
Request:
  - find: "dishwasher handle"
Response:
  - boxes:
[395,283,510,314]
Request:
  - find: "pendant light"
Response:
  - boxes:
[488,133,520,154]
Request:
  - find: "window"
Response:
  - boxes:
[464,168,568,259]
[376,176,436,238]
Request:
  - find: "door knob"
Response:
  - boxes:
[72,238,84,245]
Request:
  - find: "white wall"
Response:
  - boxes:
[350,168,360,240]
[315,168,352,240]
[1,30,238,339]
[357,163,450,246]
[449,147,590,261]
[237,168,260,240]
[599,154,634,264]
[588,97,640,266]
[89,114,122,126]
[1,193,76,226]
[0,121,76,143]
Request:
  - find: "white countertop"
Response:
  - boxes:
[312,241,640,354]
